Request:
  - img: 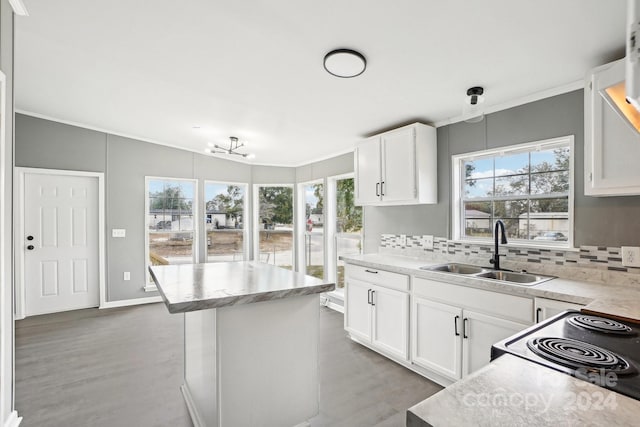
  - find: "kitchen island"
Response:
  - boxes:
[149,261,335,427]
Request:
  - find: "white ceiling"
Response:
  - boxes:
[15,0,626,166]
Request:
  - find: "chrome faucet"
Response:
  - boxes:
[490,219,508,270]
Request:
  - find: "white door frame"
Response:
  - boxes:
[14,167,106,319]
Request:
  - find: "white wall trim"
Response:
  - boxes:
[434,79,584,127]
[99,296,163,309]
[2,411,22,427]
[13,168,106,319]
[181,383,204,427]
[8,0,28,16]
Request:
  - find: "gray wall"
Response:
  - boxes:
[16,114,262,302]
[1,0,14,421]
[363,90,640,252]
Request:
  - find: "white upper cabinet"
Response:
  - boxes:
[585,59,640,196]
[354,123,437,205]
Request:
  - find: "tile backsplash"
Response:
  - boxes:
[379,234,640,287]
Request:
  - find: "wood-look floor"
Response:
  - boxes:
[15,303,441,427]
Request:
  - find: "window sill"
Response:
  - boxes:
[449,239,579,252]
[144,284,158,293]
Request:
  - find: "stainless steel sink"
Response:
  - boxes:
[475,270,552,286]
[420,263,553,286]
[420,263,489,275]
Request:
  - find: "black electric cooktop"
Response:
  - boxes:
[492,310,640,400]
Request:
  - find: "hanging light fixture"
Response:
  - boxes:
[323,49,367,78]
[205,136,254,158]
[463,86,485,123]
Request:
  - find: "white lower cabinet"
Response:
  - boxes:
[412,297,462,379]
[461,310,529,376]
[345,273,409,360]
[411,277,532,381]
[534,297,584,322]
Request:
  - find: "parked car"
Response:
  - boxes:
[533,232,568,241]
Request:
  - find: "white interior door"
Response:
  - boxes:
[22,172,100,316]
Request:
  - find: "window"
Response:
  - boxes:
[254,185,294,268]
[146,178,197,285]
[204,182,248,262]
[452,136,573,246]
[330,175,363,291]
[298,181,325,279]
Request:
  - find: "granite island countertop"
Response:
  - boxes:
[340,253,640,425]
[149,261,335,313]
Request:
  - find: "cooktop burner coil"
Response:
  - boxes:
[527,336,636,375]
[567,314,636,336]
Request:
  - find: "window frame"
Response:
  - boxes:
[203,180,249,263]
[296,179,326,279]
[145,176,198,291]
[451,136,575,248]
[327,172,363,297]
[252,183,296,267]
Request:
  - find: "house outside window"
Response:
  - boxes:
[452,136,574,247]
[146,178,197,286]
[204,181,248,262]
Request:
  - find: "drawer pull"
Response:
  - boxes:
[454,315,460,336]
[364,269,378,274]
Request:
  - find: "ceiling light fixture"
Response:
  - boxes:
[209,136,253,158]
[323,49,367,78]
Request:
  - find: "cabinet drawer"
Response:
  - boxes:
[346,264,409,292]
[413,277,533,324]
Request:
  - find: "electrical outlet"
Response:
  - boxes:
[123,271,130,281]
[421,235,434,249]
[399,234,407,247]
[621,247,640,267]
[112,228,126,238]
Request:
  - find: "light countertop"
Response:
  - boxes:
[149,261,335,313]
[340,253,640,321]
[407,354,640,427]
[340,253,640,426]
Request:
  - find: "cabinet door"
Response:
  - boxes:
[534,298,584,322]
[381,127,417,203]
[462,310,528,377]
[371,284,409,360]
[344,278,372,341]
[586,59,640,195]
[354,137,382,205]
[412,297,463,380]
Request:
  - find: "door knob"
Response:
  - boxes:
[27,235,34,241]
[27,245,34,250]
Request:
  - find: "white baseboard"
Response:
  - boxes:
[4,411,22,427]
[181,383,203,427]
[100,296,162,309]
